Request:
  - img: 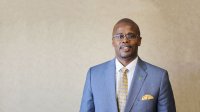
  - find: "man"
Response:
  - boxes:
[80,18,176,112]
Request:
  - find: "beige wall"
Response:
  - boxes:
[0,0,200,111]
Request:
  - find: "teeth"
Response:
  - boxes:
[124,47,129,50]
[123,47,129,51]
[120,46,131,49]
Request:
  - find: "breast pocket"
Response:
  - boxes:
[133,99,156,112]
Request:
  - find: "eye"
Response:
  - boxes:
[119,34,124,39]
[113,33,124,39]
[126,33,137,39]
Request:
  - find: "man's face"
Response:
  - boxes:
[112,23,141,60]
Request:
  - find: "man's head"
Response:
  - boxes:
[112,18,141,63]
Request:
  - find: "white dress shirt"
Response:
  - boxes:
[115,57,138,95]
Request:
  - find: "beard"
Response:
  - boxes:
[119,46,138,59]
[120,51,133,58]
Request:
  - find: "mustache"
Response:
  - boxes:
[120,45,132,49]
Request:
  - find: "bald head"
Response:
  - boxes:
[112,18,140,37]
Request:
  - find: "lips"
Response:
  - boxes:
[120,45,132,51]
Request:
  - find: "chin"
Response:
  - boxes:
[120,54,132,59]
[120,53,136,59]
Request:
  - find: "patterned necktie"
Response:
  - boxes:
[117,67,128,112]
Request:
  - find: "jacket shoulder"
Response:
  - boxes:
[90,59,114,71]
[139,59,168,75]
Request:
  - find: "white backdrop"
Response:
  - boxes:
[0,0,200,112]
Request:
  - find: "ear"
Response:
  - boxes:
[112,38,115,47]
[137,37,142,46]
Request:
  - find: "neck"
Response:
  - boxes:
[117,55,137,66]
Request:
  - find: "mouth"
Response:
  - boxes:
[120,45,132,52]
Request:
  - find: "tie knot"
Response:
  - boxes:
[121,67,128,73]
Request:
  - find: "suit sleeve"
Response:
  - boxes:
[157,71,176,112]
[80,68,95,112]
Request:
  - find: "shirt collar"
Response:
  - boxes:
[115,56,138,72]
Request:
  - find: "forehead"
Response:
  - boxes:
[114,23,137,34]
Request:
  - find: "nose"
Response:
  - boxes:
[122,35,129,43]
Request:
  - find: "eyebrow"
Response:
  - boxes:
[126,32,135,34]
[115,32,135,35]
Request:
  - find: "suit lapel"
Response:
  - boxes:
[125,58,148,112]
[104,59,118,111]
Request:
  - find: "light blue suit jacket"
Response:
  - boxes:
[80,58,176,112]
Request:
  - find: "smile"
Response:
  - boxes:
[120,45,132,49]
[120,45,132,51]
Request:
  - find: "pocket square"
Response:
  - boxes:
[141,94,154,100]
